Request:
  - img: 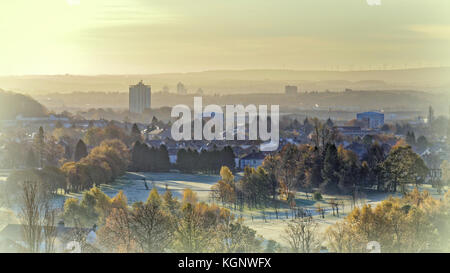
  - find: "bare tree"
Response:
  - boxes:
[70,218,96,253]
[315,204,325,219]
[43,207,57,253]
[284,217,320,253]
[19,181,45,253]
[329,198,339,217]
[130,203,174,253]
[98,208,135,252]
[325,221,351,253]
[19,180,57,253]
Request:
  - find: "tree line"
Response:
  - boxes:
[176,146,235,174]
[275,188,450,253]
[130,141,171,172]
[326,189,450,253]
[265,140,429,196]
[210,140,433,212]
[61,139,130,193]
[6,139,130,196]
[63,186,263,253]
[211,166,274,210]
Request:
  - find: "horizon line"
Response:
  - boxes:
[0,66,449,77]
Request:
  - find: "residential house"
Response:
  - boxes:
[239,151,266,170]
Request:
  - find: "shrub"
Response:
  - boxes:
[313,191,323,201]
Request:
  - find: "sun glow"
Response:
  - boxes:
[66,0,81,6]
[0,0,449,75]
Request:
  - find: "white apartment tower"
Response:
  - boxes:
[129,81,151,113]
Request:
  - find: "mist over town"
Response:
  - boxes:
[0,0,449,258]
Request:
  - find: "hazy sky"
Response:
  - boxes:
[1,0,449,75]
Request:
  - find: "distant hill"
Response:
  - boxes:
[0,90,47,120]
[0,67,449,94]
[30,89,449,116]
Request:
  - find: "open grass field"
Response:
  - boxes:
[63,172,220,203]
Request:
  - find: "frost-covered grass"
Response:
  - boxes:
[0,171,9,182]
[52,172,448,246]
[0,207,18,230]
[62,172,220,204]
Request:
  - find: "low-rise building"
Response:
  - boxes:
[356,111,384,129]
[285,85,298,95]
[239,151,266,170]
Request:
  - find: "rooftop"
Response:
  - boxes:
[240,151,266,160]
